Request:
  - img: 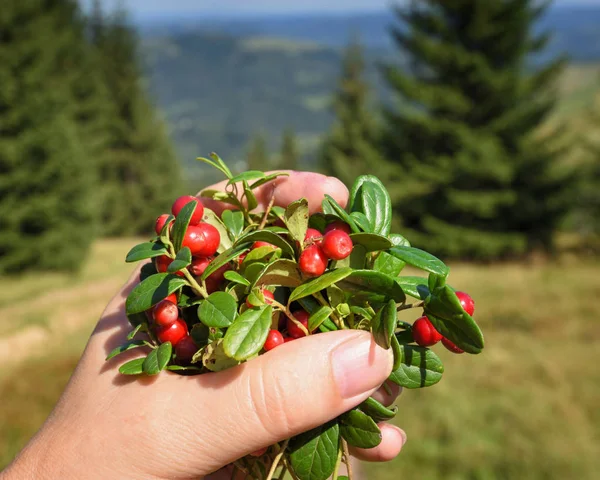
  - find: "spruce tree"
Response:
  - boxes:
[279,128,299,170]
[0,0,97,273]
[247,134,270,171]
[381,0,572,259]
[92,4,182,236]
[320,40,391,188]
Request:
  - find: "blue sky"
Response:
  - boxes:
[84,0,598,17]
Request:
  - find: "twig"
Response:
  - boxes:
[259,194,276,230]
[342,439,354,480]
[332,443,343,480]
[284,457,301,480]
[182,269,209,299]
[397,301,424,311]
[265,439,289,480]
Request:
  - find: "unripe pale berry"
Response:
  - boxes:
[264,330,285,351]
[287,310,310,339]
[152,299,179,327]
[412,316,442,347]
[442,337,465,354]
[324,221,351,235]
[456,291,475,316]
[155,214,171,235]
[299,244,328,276]
[172,195,204,225]
[182,223,220,257]
[156,319,188,346]
[321,230,353,260]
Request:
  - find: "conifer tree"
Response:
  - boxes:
[279,128,299,170]
[92,4,182,236]
[247,134,270,171]
[0,0,97,273]
[381,0,573,259]
[320,40,391,188]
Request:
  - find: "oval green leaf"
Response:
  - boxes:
[228,170,266,185]
[126,273,187,315]
[370,299,397,349]
[285,198,310,245]
[221,209,245,240]
[349,233,393,252]
[390,246,449,277]
[322,194,359,233]
[288,268,353,304]
[125,242,168,263]
[289,421,340,480]
[388,344,444,389]
[337,270,406,303]
[253,259,303,289]
[235,230,295,258]
[308,305,333,332]
[118,357,145,376]
[349,211,372,233]
[223,270,251,287]
[350,178,392,236]
[143,342,172,375]
[223,305,272,360]
[167,246,192,273]
[201,243,250,280]
[396,276,429,299]
[374,251,405,277]
[106,340,147,361]
[359,397,398,423]
[340,409,382,449]
[171,200,198,252]
[203,208,233,252]
[198,291,238,328]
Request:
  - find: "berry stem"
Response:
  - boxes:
[332,444,343,480]
[182,269,209,299]
[284,457,301,480]
[342,439,354,480]
[313,292,346,329]
[258,194,276,230]
[270,299,310,336]
[265,439,289,480]
[397,301,425,311]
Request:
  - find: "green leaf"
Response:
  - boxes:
[243,262,267,285]
[241,246,281,273]
[201,243,250,280]
[143,342,172,375]
[126,311,147,329]
[289,421,340,480]
[374,251,405,277]
[285,198,310,246]
[167,246,192,273]
[359,397,398,423]
[249,171,289,189]
[223,270,251,286]
[390,246,449,277]
[371,299,397,349]
[235,230,295,258]
[197,153,233,179]
[388,344,444,389]
[228,170,266,185]
[428,272,446,292]
[126,323,143,340]
[158,215,175,243]
[337,270,406,303]
[199,189,239,207]
[288,268,353,304]
[308,212,331,232]
[308,306,333,332]
[253,259,303,289]
[125,242,168,263]
[223,305,272,360]
[140,261,158,281]
[321,195,359,233]
[202,340,240,371]
[198,291,238,328]
[349,177,392,236]
[126,273,187,315]
[389,234,411,247]
[171,200,198,252]
[221,209,245,240]
[350,211,372,232]
[243,181,258,210]
[396,276,429,299]
[349,233,393,252]
[424,285,484,354]
[106,340,147,361]
[118,357,145,376]
[391,333,402,371]
[203,208,233,252]
[339,409,382,449]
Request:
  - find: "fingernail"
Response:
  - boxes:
[332,332,393,399]
[399,428,408,446]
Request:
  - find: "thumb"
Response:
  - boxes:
[174,330,393,475]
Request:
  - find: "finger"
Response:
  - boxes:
[199,170,349,215]
[370,381,402,407]
[162,330,393,476]
[349,423,407,463]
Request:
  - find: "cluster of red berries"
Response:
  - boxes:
[149,293,197,362]
[298,221,354,276]
[411,291,475,354]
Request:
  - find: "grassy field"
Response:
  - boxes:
[0,240,599,478]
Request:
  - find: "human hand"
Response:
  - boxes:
[2,172,406,480]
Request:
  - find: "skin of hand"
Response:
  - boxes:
[0,172,406,480]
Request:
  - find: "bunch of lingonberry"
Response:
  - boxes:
[108,154,484,480]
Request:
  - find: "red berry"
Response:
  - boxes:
[287,310,310,339]
[172,195,204,225]
[237,252,247,264]
[182,223,220,257]
[166,293,177,304]
[174,335,198,363]
[283,336,295,343]
[246,289,275,308]
[156,319,188,346]
[190,256,213,277]
[456,291,475,316]
[205,277,221,294]
[155,214,171,235]
[412,316,442,347]
[210,262,231,283]
[264,330,285,351]
[152,299,179,327]
[250,447,268,457]
[324,221,351,235]
[304,228,323,245]
[299,244,328,276]
[321,230,353,260]
[442,337,465,354]
[252,241,277,250]
[154,255,185,277]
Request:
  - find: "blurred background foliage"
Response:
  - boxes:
[0,0,599,478]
